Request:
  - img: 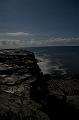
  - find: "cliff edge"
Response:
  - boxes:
[0,49,49,120]
[0,49,79,120]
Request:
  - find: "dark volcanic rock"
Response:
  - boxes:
[0,49,79,120]
[0,49,49,120]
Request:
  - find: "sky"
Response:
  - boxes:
[0,0,79,47]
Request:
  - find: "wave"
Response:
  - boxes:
[36,53,67,75]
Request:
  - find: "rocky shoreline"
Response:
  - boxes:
[0,49,79,120]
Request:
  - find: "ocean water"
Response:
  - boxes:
[25,46,79,74]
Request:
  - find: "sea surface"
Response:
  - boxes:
[25,46,79,74]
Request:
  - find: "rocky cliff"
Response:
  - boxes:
[0,49,49,120]
[0,49,79,120]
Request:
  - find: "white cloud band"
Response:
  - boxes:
[0,32,32,36]
[0,32,79,48]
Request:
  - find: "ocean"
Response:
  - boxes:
[25,46,79,74]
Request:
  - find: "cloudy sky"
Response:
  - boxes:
[0,0,79,48]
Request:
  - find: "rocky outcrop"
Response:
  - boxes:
[0,49,49,120]
[0,49,41,93]
[0,49,79,120]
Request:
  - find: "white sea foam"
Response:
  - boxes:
[36,54,67,75]
[37,56,52,74]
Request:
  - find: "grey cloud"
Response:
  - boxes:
[0,39,25,48]
[0,35,79,48]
